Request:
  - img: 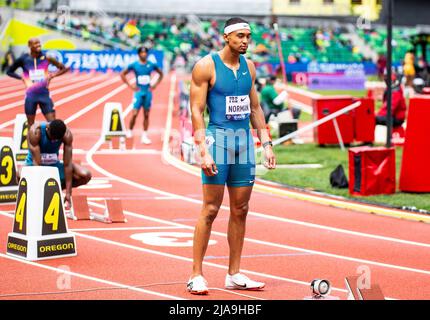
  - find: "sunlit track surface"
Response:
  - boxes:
[0,72,429,300]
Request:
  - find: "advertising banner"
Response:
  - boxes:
[308,74,366,90]
[45,50,164,72]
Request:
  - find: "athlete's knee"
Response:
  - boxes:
[231,202,249,219]
[84,170,92,184]
[203,203,221,225]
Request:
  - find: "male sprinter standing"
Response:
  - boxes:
[187,17,276,295]
[6,38,69,127]
[120,47,163,144]
[25,119,92,210]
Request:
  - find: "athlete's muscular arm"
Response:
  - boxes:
[62,130,73,210]
[151,66,164,90]
[190,56,218,177]
[47,57,70,82]
[120,68,138,91]
[28,124,42,165]
[247,60,276,170]
[6,56,23,80]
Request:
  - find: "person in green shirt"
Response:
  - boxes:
[260,75,285,122]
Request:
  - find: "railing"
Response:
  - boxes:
[257,100,362,153]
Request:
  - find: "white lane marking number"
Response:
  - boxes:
[130,232,217,247]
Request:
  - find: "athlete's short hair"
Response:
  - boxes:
[224,17,249,29]
[49,119,67,140]
[137,46,149,54]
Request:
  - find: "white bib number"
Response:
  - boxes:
[226,95,251,121]
[29,69,46,83]
[41,153,58,165]
[137,75,151,86]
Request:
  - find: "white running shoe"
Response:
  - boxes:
[140,134,151,145]
[225,273,265,291]
[187,275,209,295]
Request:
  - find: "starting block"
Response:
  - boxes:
[0,137,19,204]
[345,276,385,300]
[125,136,134,150]
[6,166,77,261]
[90,199,127,223]
[110,137,134,150]
[13,114,29,163]
[102,102,127,141]
[66,195,91,221]
[110,136,121,149]
[110,136,134,150]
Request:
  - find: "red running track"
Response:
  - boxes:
[0,72,430,300]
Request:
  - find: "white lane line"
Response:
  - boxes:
[59,149,160,155]
[94,150,161,155]
[0,253,184,300]
[71,226,185,232]
[74,231,349,295]
[0,73,108,111]
[0,73,93,98]
[63,82,129,125]
[0,75,120,130]
[0,211,17,218]
[204,253,314,260]
[1,75,406,298]
[154,196,182,200]
[0,74,77,91]
[0,80,23,89]
[0,209,397,299]
[87,201,430,278]
[0,212,256,300]
[0,79,404,298]
[89,135,430,250]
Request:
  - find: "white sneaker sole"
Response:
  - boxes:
[225,284,265,291]
[188,289,209,295]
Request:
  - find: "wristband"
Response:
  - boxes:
[262,141,273,149]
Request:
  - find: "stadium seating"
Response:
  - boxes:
[38,14,365,69]
[37,13,422,70]
[357,27,416,64]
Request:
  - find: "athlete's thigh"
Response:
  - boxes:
[227,185,253,208]
[52,162,66,188]
[227,139,256,188]
[202,142,229,186]
[39,94,55,116]
[133,91,144,110]
[202,184,225,207]
[24,95,38,116]
[143,91,153,110]
[227,162,255,188]
[72,162,91,180]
